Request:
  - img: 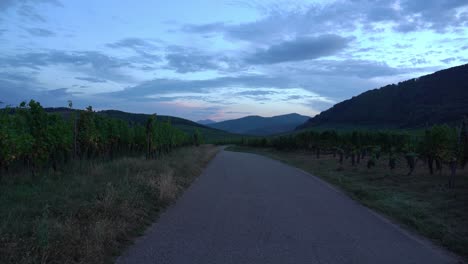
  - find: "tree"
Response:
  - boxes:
[193,129,202,146]
[145,114,156,159]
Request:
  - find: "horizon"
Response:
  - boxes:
[1,0,467,121]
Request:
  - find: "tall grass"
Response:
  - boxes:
[0,145,219,264]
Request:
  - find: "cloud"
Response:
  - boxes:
[245,35,351,64]
[75,76,107,83]
[107,75,294,99]
[263,59,439,83]
[0,78,72,107]
[106,38,161,65]
[0,71,37,83]
[17,5,46,22]
[441,57,456,64]
[233,90,280,101]
[106,38,159,50]
[180,0,468,42]
[180,22,226,34]
[0,50,134,82]
[234,90,278,96]
[165,48,221,73]
[0,0,62,12]
[0,1,62,23]
[25,27,55,37]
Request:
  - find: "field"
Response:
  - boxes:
[0,145,220,264]
[227,146,468,258]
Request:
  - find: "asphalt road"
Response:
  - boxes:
[117,150,460,264]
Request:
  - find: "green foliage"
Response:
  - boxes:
[0,100,192,175]
[193,129,203,146]
[228,123,464,181]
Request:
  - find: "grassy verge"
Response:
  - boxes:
[226,145,468,259]
[0,145,220,264]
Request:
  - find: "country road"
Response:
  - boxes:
[117,150,459,264]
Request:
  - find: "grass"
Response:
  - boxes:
[0,145,220,264]
[226,145,468,259]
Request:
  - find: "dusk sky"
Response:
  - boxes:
[0,0,467,121]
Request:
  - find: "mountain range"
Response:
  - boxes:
[298,63,468,130]
[197,119,216,125]
[206,113,310,136]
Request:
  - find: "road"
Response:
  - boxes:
[117,150,459,264]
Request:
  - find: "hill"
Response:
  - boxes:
[44,108,239,142]
[197,119,216,125]
[298,64,468,130]
[208,113,310,135]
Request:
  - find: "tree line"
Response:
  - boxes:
[0,100,202,176]
[226,122,468,188]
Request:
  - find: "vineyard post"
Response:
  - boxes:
[68,101,77,159]
[460,117,468,169]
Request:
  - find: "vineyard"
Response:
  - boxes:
[222,121,468,187]
[0,100,201,178]
[224,121,468,257]
[0,100,213,263]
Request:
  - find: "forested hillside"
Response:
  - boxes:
[44,108,236,141]
[298,64,468,129]
[209,113,309,135]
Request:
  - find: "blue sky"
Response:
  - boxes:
[0,0,467,121]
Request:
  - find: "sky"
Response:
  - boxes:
[0,0,467,121]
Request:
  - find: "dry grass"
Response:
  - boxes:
[0,145,220,264]
[227,146,468,259]
[158,170,177,202]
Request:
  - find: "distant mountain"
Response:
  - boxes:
[44,108,239,141]
[207,113,310,135]
[197,119,216,125]
[298,64,468,130]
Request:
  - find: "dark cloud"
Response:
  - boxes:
[234,90,278,96]
[106,38,161,65]
[17,5,46,22]
[0,0,15,12]
[394,44,412,49]
[75,76,107,83]
[245,35,351,64]
[0,0,61,12]
[366,6,400,22]
[285,95,302,100]
[441,57,456,64]
[107,75,293,99]
[410,58,428,65]
[25,27,55,37]
[181,22,226,34]
[279,59,412,79]
[4,1,62,23]
[233,90,279,101]
[0,71,37,83]
[166,54,216,73]
[163,45,239,73]
[0,50,134,82]
[165,50,219,73]
[180,0,468,42]
[107,38,159,50]
[0,79,72,107]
